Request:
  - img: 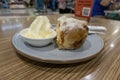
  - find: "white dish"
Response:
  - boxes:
[12,32,104,64]
[20,28,57,47]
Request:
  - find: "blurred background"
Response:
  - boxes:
[0,0,75,16]
[0,0,120,20]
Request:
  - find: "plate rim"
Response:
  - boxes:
[12,32,104,64]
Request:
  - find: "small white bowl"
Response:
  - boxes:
[20,28,57,47]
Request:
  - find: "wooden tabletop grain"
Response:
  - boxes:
[0,15,120,80]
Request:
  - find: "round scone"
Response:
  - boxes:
[56,16,88,49]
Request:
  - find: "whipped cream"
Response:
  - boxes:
[24,16,55,39]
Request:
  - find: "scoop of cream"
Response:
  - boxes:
[23,16,55,39]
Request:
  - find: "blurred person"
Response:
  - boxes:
[58,0,75,14]
[92,0,111,17]
[14,0,18,2]
[47,0,51,8]
[29,0,34,7]
[24,0,30,7]
[52,0,57,11]
[66,0,75,13]
[0,0,2,8]
[115,0,120,10]
[36,0,44,11]
[2,0,9,8]
[57,0,66,13]
[43,0,50,13]
[107,0,120,20]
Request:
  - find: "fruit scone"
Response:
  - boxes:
[56,16,88,49]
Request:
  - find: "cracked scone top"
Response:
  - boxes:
[56,16,88,49]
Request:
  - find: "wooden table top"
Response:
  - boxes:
[0,15,120,80]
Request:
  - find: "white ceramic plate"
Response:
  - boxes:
[12,32,104,64]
